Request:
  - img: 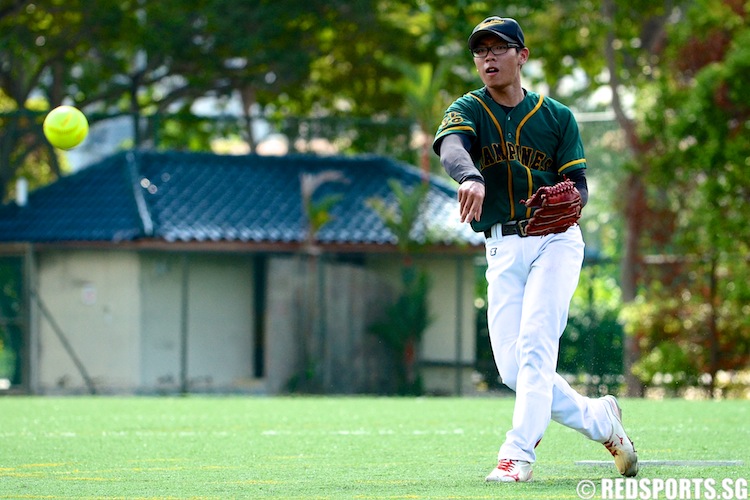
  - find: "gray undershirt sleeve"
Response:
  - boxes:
[437,134,484,185]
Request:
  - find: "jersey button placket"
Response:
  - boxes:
[507,116,513,139]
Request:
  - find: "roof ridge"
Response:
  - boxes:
[125,151,154,236]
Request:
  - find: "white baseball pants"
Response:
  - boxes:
[484,224,611,463]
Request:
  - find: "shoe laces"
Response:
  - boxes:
[603,439,620,456]
[604,434,634,456]
[497,459,517,471]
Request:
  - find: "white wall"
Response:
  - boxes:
[366,255,476,361]
[139,254,184,389]
[139,253,255,391]
[36,250,141,392]
[182,255,254,389]
[32,249,479,395]
[420,256,476,364]
[365,254,478,394]
[35,251,257,394]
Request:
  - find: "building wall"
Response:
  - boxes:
[264,255,394,394]
[366,256,477,358]
[139,253,256,392]
[180,254,254,390]
[31,249,478,395]
[365,255,478,394]
[139,253,183,389]
[35,250,141,392]
[320,260,392,393]
[264,256,303,394]
[421,256,476,364]
[34,250,257,394]
[421,256,478,395]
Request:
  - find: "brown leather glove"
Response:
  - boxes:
[522,179,582,236]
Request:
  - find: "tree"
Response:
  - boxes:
[0,1,418,198]
[0,1,126,199]
[367,180,433,395]
[493,0,696,395]
[0,0,191,199]
[623,0,750,396]
[382,58,454,179]
[291,170,349,392]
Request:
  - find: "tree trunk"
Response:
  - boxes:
[240,86,258,154]
[420,125,432,184]
[620,174,645,397]
[603,0,655,397]
[708,254,720,398]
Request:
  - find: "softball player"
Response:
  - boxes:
[433,16,638,482]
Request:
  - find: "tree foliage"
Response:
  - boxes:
[623,0,750,394]
[368,266,432,395]
[0,0,424,199]
[367,179,433,395]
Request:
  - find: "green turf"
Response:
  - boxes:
[0,396,748,499]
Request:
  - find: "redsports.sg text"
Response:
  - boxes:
[595,477,748,500]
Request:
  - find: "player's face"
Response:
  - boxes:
[472,35,527,89]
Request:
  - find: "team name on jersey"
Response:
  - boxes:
[480,142,554,172]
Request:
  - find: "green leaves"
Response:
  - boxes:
[299,170,349,252]
[366,179,429,253]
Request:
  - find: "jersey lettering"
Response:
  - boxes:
[506,143,517,162]
[520,146,534,167]
[480,141,555,172]
[481,146,497,168]
[530,151,549,171]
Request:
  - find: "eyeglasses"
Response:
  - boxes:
[471,44,520,58]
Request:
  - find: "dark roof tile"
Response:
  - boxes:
[0,150,483,248]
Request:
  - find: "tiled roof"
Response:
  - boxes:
[0,150,484,248]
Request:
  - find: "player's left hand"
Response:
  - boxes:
[458,180,485,223]
[521,179,582,236]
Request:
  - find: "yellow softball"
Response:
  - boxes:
[43,105,89,150]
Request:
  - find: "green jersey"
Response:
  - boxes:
[433,88,586,233]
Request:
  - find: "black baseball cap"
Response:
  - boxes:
[468,17,525,49]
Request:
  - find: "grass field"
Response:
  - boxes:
[0,396,748,499]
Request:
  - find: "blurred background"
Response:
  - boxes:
[0,0,748,399]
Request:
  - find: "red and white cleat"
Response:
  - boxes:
[485,458,533,482]
[602,395,639,477]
